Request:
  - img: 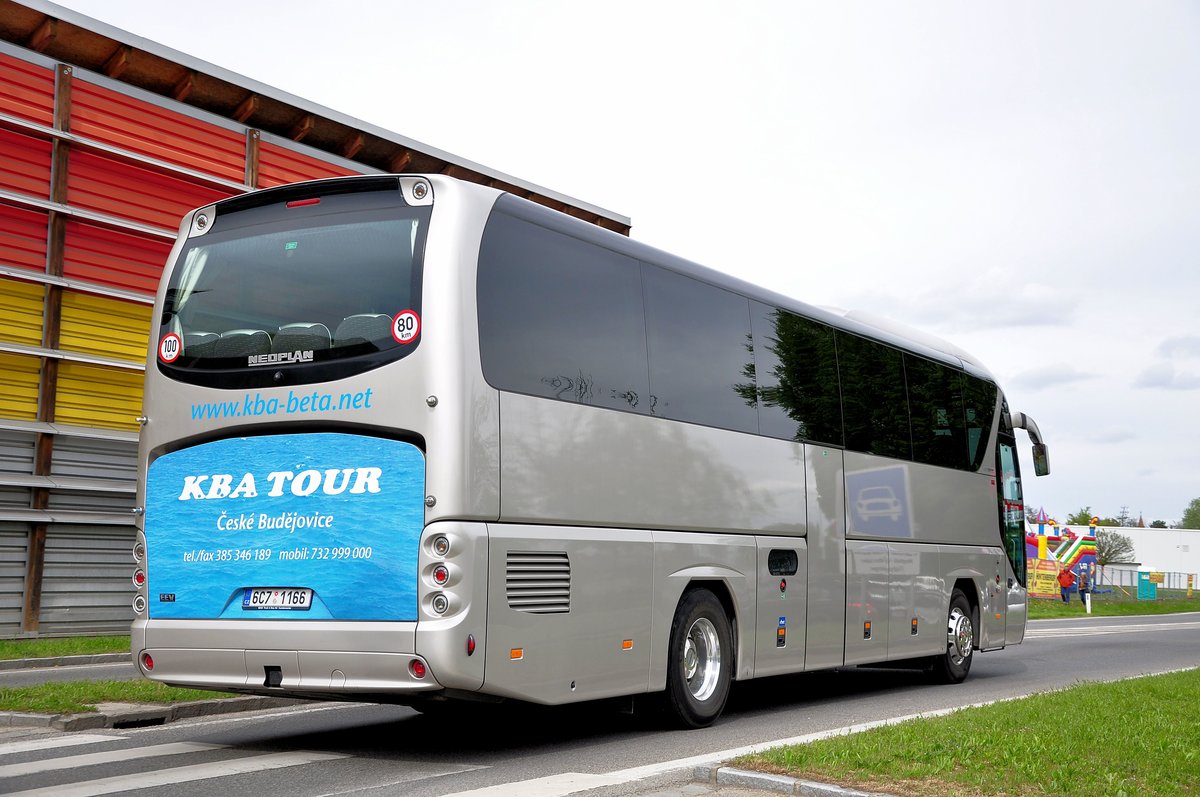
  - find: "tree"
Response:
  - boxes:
[1181,498,1200,530]
[1065,507,1095,526]
[1095,530,1136,565]
[1114,506,1135,527]
[1150,520,1168,529]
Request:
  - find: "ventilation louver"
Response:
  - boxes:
[506,551,571,614]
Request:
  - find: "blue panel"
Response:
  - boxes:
[846,464,913,538]
[145,433,424,621]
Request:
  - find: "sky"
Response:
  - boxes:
[48,0,1200,526]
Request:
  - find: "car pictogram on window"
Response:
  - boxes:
[855,486,902,522]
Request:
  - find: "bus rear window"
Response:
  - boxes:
[156,190,429,388]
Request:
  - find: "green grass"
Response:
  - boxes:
[735,668,1200,797]
[0,636,130,661]
[0,637,234,714]
[0,680,236,715]
[1027,589,1200,620]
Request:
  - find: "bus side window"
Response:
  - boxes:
[837,332,911,460]
[750,303,843,446]
[642,265,757,434]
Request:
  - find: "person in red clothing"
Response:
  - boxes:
[1057,564,1076,603]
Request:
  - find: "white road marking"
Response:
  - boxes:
[3,750,347,797]
[122,700,362,734]
[1025,620,1200,638]
[0,734,124,755]
[0,741,223,777]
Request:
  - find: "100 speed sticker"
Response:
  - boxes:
[159,333,182,363]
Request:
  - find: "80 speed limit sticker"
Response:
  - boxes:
[159,333,182,363]
[392,310,421,344]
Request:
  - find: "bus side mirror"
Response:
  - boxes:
[1032,443,1050,477]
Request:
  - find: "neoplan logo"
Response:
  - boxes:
[248,351,314,367]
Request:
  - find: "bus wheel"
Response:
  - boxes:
[929,589,974,684]
[665,588,732,728]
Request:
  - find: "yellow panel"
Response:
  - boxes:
[59,290,152,364]
[0,277,45,346]
[0,352,41,421]
[55,361,142,431]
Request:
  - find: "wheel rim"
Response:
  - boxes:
[682,617,722,701]
[946,606,973,666]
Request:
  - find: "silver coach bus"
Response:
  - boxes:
[132,174,1049,728]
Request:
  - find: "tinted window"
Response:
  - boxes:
[905,355,968,469]
[477,211,650,412]
[997,432,1026,585]
[750,303,843,445]
[643,266,757,433]
[837,332,911,459]
[964,376,998,470]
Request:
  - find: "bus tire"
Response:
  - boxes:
[929,588,974,684]
[665,588,732,728]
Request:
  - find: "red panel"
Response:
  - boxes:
[73,80,245,182]
[63,220,172,294]
[0,51,55,126]
[68,150,233,230]
[0,204,48,272]
[0,128,52,197]
[258,140,360,188]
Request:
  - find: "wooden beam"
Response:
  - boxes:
[172,71,195,102]
[27,18,57,52]
[442,164,476,180]
[245,129,260,188]
[23,357,59,633]
[340,133,364,160]
[289,114,315,142]
[54,64,72,132]
[21,520,47,633]
[233,93,260,123]
[388,151,412,173]
[103,45,132,79]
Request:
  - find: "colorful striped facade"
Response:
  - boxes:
[0,1,626,636]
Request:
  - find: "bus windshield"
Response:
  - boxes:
[157,189,429,387]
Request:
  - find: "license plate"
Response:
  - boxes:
[242,587,313,610]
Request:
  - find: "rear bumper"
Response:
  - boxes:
[133,618,441,696]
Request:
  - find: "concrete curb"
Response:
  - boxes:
[693,766,897,797]
[0,653,131,671]
[0,696,306,731]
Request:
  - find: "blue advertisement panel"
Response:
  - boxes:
[145,433,424,621]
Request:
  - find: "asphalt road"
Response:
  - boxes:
[1,612,1197,797]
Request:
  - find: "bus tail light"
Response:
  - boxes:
[141,652,155,671]
[133,569,146,588]
[132,594,146,614]
[432,564,449,585]
[409,659,427,679]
